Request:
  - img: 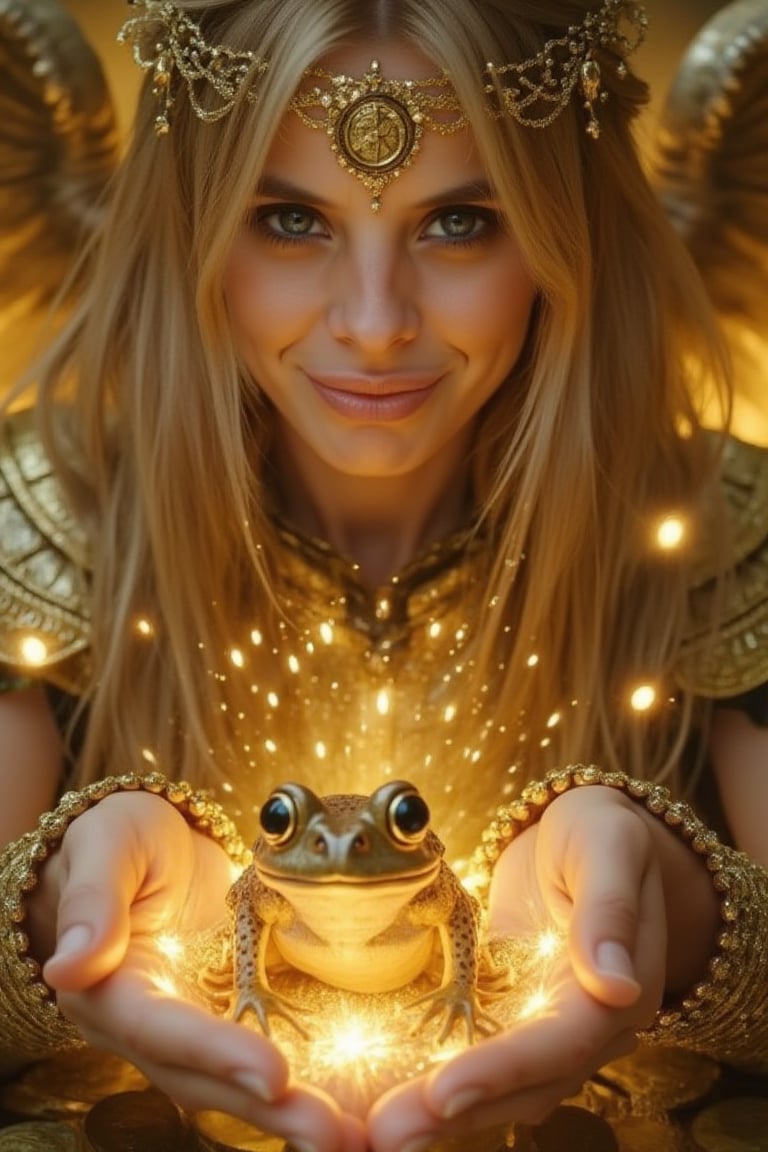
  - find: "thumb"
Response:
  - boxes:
[565,813,660,1008]
[43,810,139,992]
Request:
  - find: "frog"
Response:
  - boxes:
[225,779,501,1043]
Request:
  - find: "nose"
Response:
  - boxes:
[311,823,371,863]
[327,236,419,353]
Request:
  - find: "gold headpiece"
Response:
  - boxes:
[119,0,647,209]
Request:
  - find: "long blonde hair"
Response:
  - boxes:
[32,0,727,791]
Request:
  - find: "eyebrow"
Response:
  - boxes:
[413,179,497,209]
[254,176,334,208]
[253,175,498,210]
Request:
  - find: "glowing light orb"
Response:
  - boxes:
[19,635,48,666]
[656,515,686,551]
[630,684,657,713]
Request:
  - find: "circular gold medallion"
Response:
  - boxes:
[337,94,416,174]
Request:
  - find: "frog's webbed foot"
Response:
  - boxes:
[410,984,502,1045]
[230,988,311,1040]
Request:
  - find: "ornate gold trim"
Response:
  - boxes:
[0,411,91,680]
[677,436,768,698]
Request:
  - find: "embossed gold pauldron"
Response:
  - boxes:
[119,0,648,209]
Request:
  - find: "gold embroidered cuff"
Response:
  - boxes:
[474,765,768,1068]
[0,772,249,1075]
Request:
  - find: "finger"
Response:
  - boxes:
[160,1072,353,1152]
[43,812,144,990]
[423,1007,638,1118]
[562,806,656,1007]
[57,972,290,1104]
[367,1072,579,1152]
[340,1111,369,1152]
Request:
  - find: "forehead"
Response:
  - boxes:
[261,40,490,208]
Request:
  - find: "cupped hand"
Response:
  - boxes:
[29,792,366,1152]
[367,786,667,1151]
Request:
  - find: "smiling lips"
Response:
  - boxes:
[307,371,442,421]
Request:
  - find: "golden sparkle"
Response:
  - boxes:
[376,689,392,717]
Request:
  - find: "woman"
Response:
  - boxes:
[1,1,766,1150]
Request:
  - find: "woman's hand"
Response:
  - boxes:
[28,792,366,1152]
[366,786,674,1152]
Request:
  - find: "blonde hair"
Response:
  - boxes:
[30,0,726,792]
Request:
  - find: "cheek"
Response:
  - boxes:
[223,247,313,349]
[431,262,535,362]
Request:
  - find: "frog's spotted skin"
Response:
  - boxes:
[226,780,500,1042]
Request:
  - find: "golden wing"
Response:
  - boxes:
[654,0,768,445]
[0,0,119,396]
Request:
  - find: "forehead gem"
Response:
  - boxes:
[338,93,417,176]
[292,60,464,210]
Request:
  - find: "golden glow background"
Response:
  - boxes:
[62,1,730,139]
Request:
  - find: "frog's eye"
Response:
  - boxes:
[387,788,430,845]
[259,790,298,845]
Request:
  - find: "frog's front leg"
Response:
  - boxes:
[410,866,502,1044]
[228,872,309,1039]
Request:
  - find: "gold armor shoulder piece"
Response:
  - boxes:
[0,410,91,685]
[677,436,768,698]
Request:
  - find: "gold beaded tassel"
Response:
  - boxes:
[579,57,605,140]
[118,1,269,137]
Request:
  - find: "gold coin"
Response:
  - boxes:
[601,1047,721,1111]
[83,1088,189,1151]
[691,1098,768,1152]
[613,1116,688,1151]
[532,1105,619,1151]
[195,1110,283,1150]
[0,1121,79,1149]
[2,1049,149,1117]
[21,1050,149,1110]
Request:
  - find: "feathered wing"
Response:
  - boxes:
[654,0,768,445]
[0,0,120,396]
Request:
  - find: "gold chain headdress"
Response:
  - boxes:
[119,0,648,209]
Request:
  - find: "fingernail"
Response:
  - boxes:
[233,1070,273,1102]
[596,941,638,986]
[438,1086,487,1119]
[54,925,92,959]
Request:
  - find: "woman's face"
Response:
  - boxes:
[224,41,536,487]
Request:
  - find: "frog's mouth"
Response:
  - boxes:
[257,858,442,945]
[255,857,441,888]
